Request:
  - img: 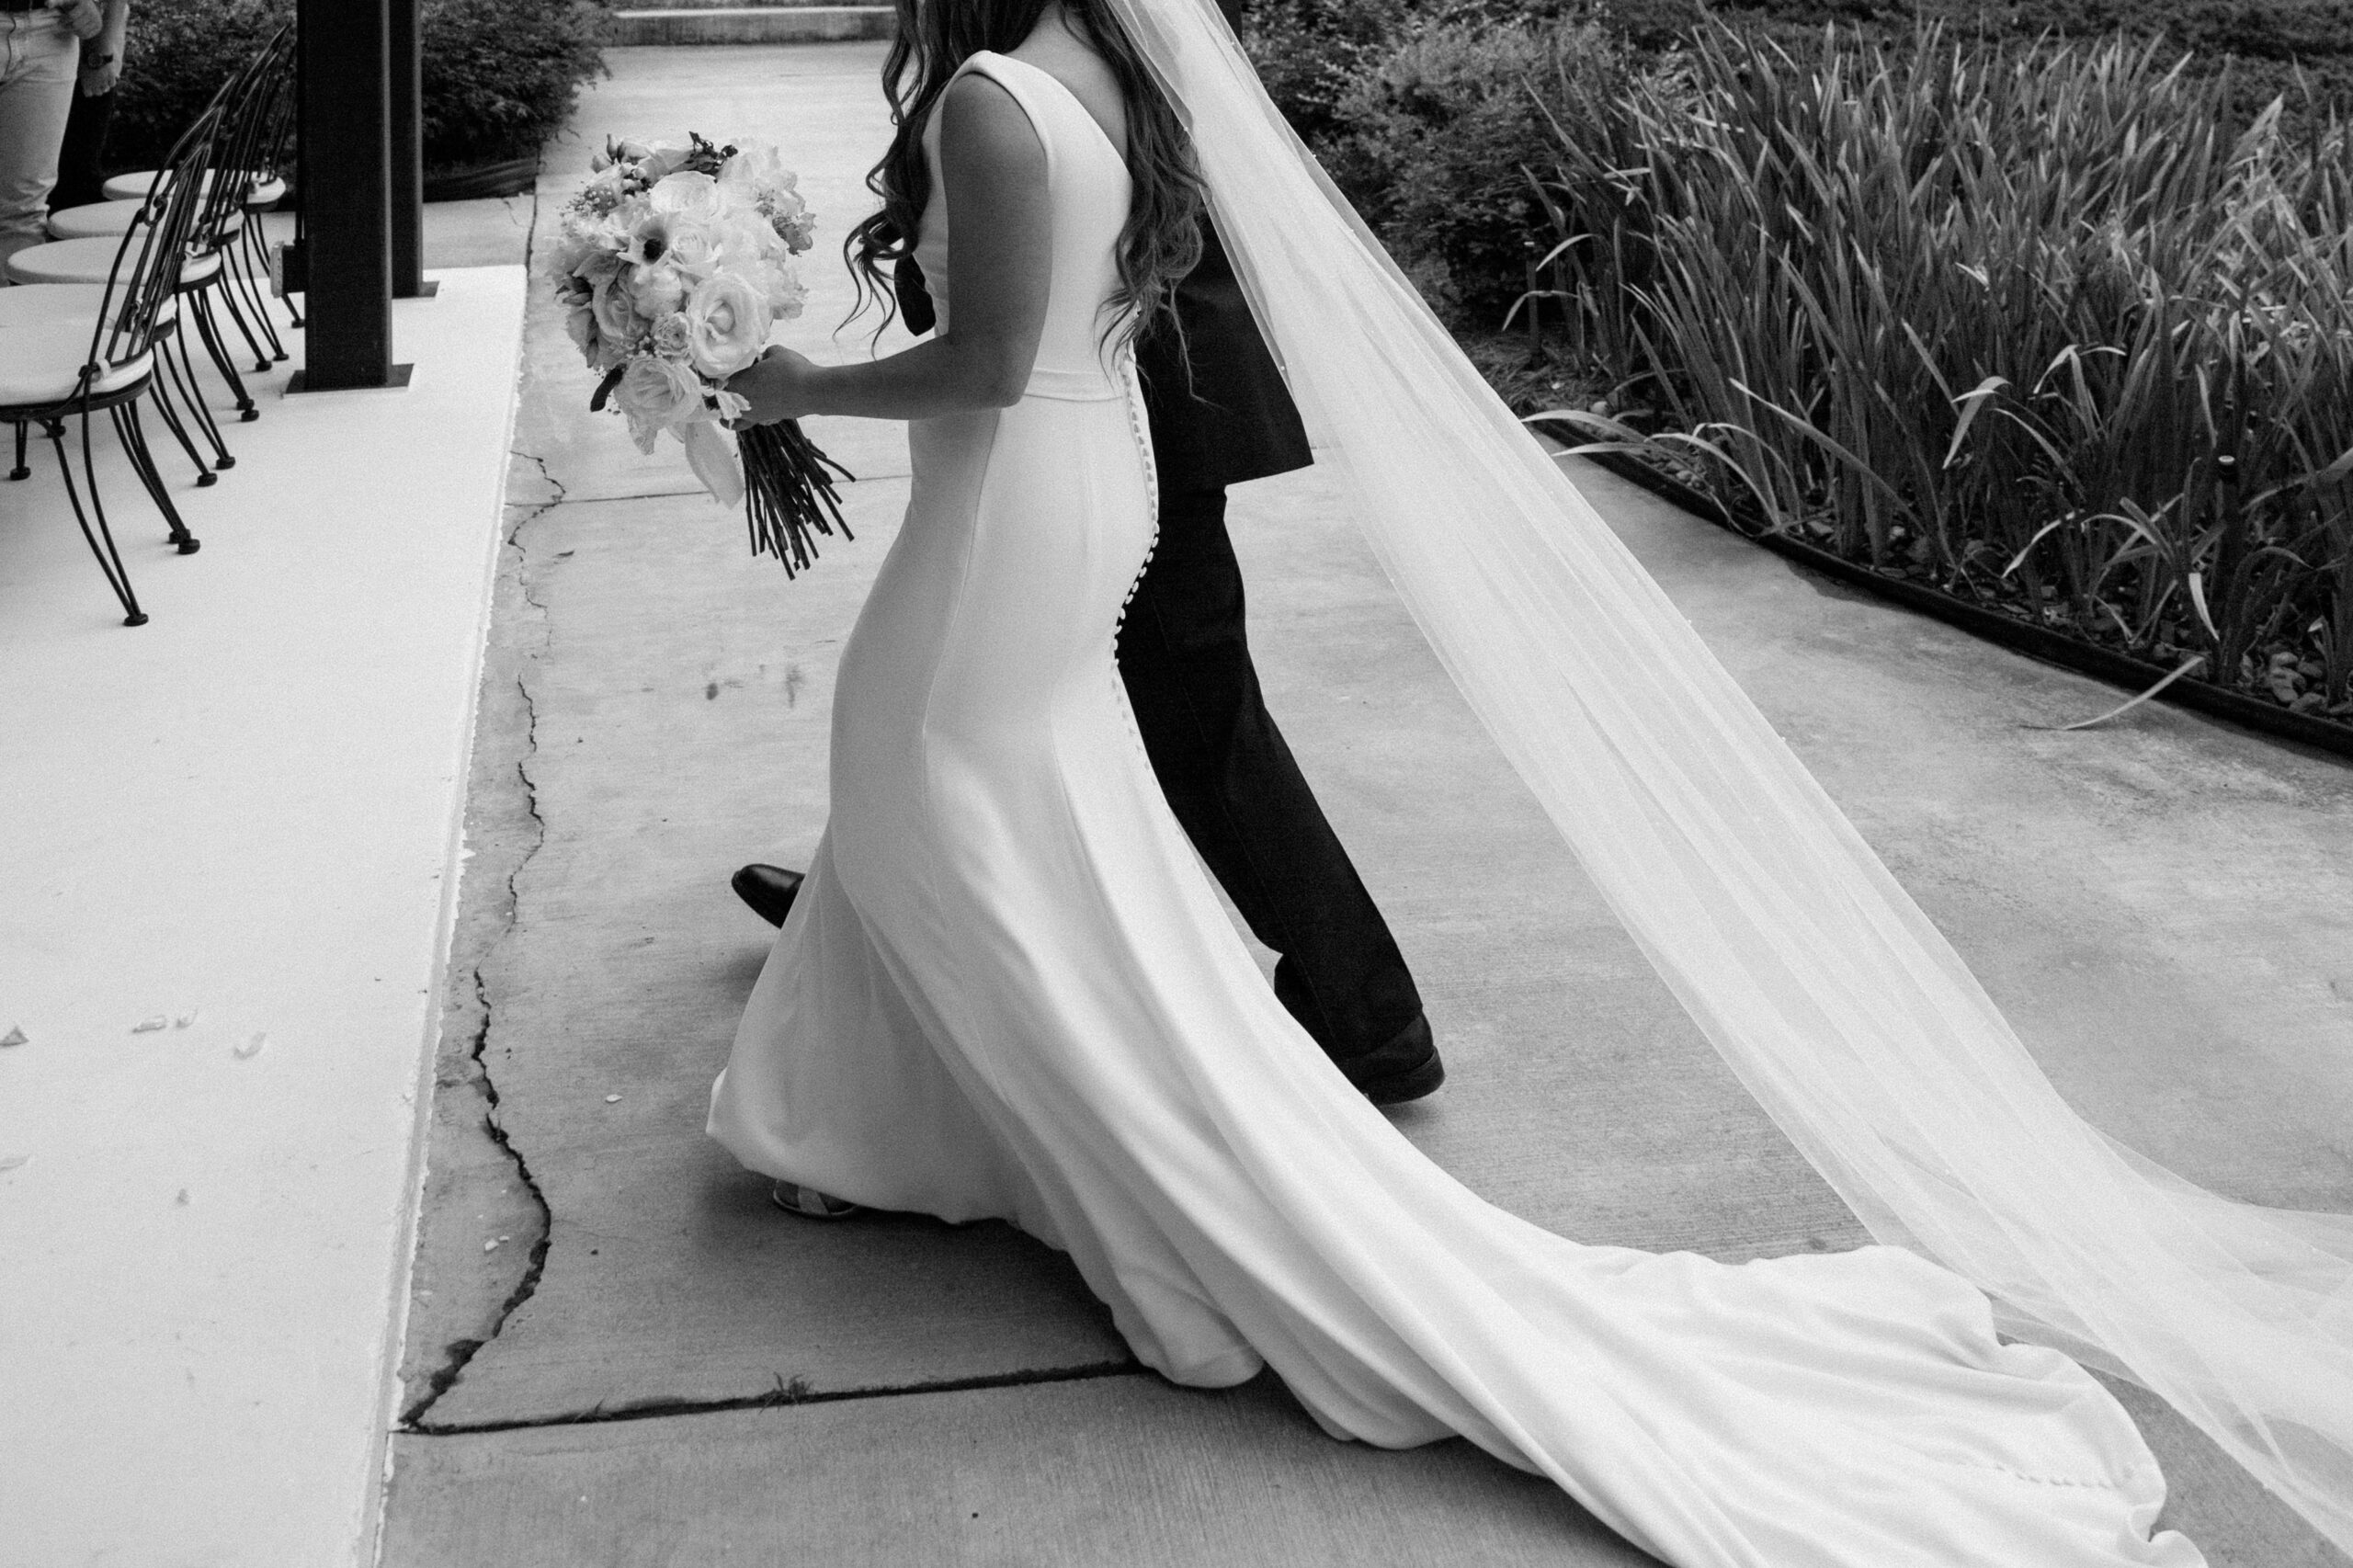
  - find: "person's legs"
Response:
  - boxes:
[0,12,77,272]
[49,82,111,211]
[1117,484,1438,1096]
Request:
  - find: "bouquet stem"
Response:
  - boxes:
[739,420,855,577]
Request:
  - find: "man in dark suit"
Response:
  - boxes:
[734,0,1442,1105]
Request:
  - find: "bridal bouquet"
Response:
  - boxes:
[546,132,851,575]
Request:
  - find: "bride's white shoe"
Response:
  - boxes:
[769,1181,864,1221]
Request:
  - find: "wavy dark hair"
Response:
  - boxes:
[848,0,1204,343]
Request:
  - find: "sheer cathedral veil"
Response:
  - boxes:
[1097,0,2353,1549]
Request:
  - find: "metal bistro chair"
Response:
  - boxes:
[100,25,297,356]
[0,108,219,627]
[18,30,290,470]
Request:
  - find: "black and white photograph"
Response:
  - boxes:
[3,0,2350,1563]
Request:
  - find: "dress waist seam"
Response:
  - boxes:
[1022,365,1126,403]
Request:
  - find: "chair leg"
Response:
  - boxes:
[9,420,26,482]
[145,364,217,486]
[115,403,200,554]
[188,290,257,423]
[47,415,148,627]
[225,233,288,362]
[242,215,301,332]
[164,324,235,470]
[211,260,275,374]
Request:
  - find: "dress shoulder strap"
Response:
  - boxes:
[952,51,1126,186]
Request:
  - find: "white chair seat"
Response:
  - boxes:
[48,199,244,246]
[100,168,281,204]
[6,237,222,289]
[46,199,147,240]
[0,319,153,408]
[0,282,179,330]
[101,168,172,201]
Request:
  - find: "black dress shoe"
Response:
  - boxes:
[1342,1012,1445,1106]
[732,863,806,927]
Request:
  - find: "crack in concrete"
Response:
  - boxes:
[400,190,569,1432]
[404,1358,1147,1437]
[398,480,561,1430]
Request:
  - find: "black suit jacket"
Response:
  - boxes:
[895,0,1313,491]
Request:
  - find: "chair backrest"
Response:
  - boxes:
[248,26,297,184]
[194,27,295,251]
[82,105,222,383]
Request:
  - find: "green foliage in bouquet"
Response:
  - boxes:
[108,0,608,179]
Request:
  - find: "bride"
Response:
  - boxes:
[708,0,2351,1562]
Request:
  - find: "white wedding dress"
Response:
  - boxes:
[710,51,2200,1568]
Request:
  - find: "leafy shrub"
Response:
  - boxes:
[1245,0,1414,150]
[1711,0,2353,134]
[1527,27,2353,715]
[420,0,609,172]
[1249,10,1676,325]
[1268,0,2353,722]
[109,0,608,177]
[109,0,285,175]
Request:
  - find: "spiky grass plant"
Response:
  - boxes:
[1526,25,2353,717]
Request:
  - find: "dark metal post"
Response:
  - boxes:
[388,0,430,299]
[291,0,407,391]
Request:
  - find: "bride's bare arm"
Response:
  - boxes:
[726,74,1051,423]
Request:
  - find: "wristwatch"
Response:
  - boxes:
[85,52,115,65]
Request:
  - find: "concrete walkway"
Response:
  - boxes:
[377,43,2353,1567]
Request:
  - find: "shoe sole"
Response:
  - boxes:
[1359,1052,1446,1107]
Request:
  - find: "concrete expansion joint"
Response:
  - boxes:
[404,1357,1147,1438]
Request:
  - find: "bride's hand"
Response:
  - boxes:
[725,346,819,426]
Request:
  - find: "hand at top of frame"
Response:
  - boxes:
[52,0,105,40]
[724,345,819,427]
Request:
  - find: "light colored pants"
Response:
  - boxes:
[0,9,76,275]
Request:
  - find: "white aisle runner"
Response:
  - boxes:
[0,267,526,1568]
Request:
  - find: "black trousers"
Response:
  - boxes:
[1116,484,1425,1070]
[48,86,111,211]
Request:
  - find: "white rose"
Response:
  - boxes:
[591,271,642,350]
[613,356,710,451]
[639,142,693,180]
[718,140,786,192]
[682,272,773,380]
[649,170,725,222]
[629,260,691,319]
[704,211,779,277]
[662,216,722,279]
